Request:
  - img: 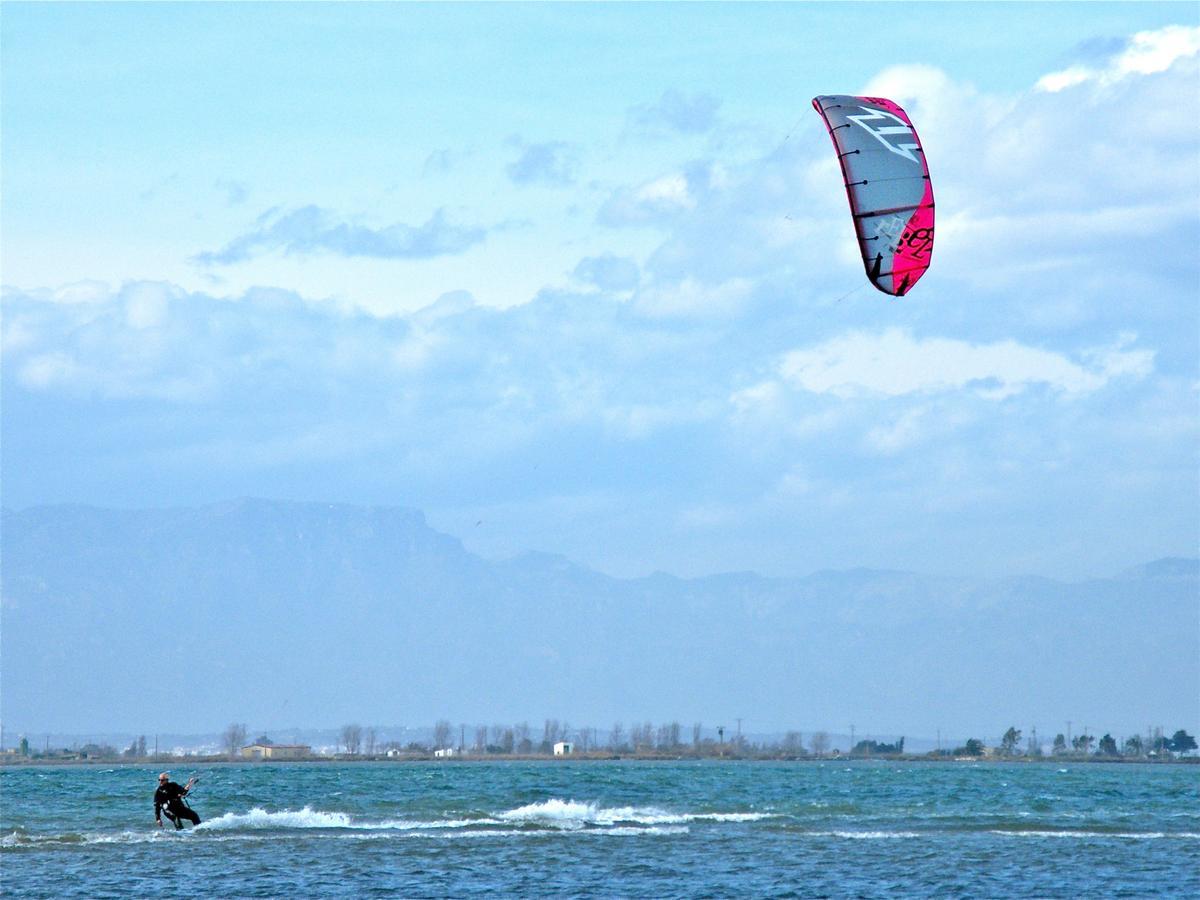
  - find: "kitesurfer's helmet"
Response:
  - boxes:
[158,773,170,782]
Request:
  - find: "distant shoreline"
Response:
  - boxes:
[4,753,1197,767]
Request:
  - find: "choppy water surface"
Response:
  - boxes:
[2,761,1197,896]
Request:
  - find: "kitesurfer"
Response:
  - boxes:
[154,772,201,828]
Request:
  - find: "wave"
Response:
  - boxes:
[1,798,767,847]
[399,825,691,840]
[497,798,772,829]
[198,807,354,830]
[2,829,189,847]
[197,806,496,832]
[991,829,1200,840]
[808,830,924,839]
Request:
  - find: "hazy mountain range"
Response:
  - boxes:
[2,499,1196,739]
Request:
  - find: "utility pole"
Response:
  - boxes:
[717,725,725,756]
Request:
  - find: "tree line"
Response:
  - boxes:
[7,722,1196,761]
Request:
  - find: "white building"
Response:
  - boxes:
[433,747,458,758]
[553,741,574,756]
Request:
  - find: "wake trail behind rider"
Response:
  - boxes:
[154,772,201,829]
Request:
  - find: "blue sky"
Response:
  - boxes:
[3,2,1197,580]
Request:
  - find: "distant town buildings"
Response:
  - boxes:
[241,743,311,760]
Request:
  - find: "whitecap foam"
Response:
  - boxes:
[497,798,773,829]
[197,806,353,830]
[402,824,690,840]
[196,807,498,833]
[991,830,1200,840]
[700,812,773,823]
[499,799,679,828]
[2,829,187,847]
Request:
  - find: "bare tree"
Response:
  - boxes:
[577,726,596,753]
[782,731,805,754]
[514,722,531,754]
[810,731,830,758]
[692,722,703,748]
[124,735,149,759]
[223,723,247,758]
[433,720,453,749]
[608,722,624,752]
[638,721,654,751]
[490,724,512,753]
[365,727,377,756]
[542,719,560,753]
[475,725,488,752]
[341,724,362,755]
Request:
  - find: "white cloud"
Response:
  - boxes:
[597,173,694,227]
[1084,332,1156,380]
[777,329,1153,399]
[636,174,694,209]
[1037,24,1200,91]
[506,139,579,186]
[122,281,177,330]
[19,352,82,390]
[1036,66,1094,94]
[1117,24,1200,75]
[866,406,932,454]
[730,381,784,418]
[632,276,751,319]
[52,280,112,305]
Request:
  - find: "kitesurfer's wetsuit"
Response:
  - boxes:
[154,780,200,828]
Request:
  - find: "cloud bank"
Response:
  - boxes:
[1037,24,1200,91]
[775,329,1154,400]
[3,23,1197,580]
[193,206,487,265]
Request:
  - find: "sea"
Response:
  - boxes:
[2,760,1197,897]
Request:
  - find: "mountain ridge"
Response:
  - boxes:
[5,496,1191,585]
[2,499,1196,736]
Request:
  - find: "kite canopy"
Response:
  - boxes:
[812,95,934,296]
